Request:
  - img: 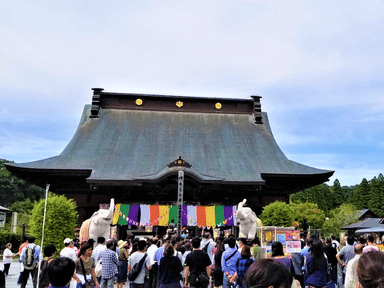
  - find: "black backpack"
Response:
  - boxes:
[128,254,147,282]
[202,243,209,252]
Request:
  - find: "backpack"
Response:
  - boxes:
[23,247,37,270]
[128,254,147,282]
[202,243,209,253]
[39,260,50,288]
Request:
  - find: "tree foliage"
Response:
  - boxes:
[29,193,78,251]
[291,202,325,229]
[0,159,45,207]
[260,201,294,227]
[331,179,344,207]
[290,184,333,214]
[322,203,359,237]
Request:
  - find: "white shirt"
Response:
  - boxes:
[147,244,158,264]
[93,244,107,262]
[345,254,361,288]
[60,247,77,261]
[3,248,14,264]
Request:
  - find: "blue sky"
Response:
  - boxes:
[1,1,383,186]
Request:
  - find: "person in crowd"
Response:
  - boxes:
[212,241,224,288]
[200,232,215,262]
[39,244,57,288]
[184,237,211,288]
[323,237,338,285]
[100,241,118,288]
[250,237,262,261]
[345,244,364,288]
[357,250,384,288]
[221,236,240,288]
[290,240,304,288]
[48,257,76,288]
[271,242,291,272]
[2,243,16,276]
[362,234,380,253]
[61,239,77,262]
[304,239,328,288]
[357,237,366,245]
[331,235,340,250]
[147,237,159,288]
[301,238,313,258]
[171,239,183,263]
[245,258,292,288]
[158,243,183,288]
[92,237,106,262]
[128,239,152,288]
[232,245,253,288]
[20,236,41,288]
[181,241,192,266]
[73,242,99,288]
[17,236,29,285]
[337,236,355,286]
[302,219,309,239]
[116,240,128,288]
[73,239,80,256]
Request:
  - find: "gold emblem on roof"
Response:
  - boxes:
[215,102,222,109]
[176,101,183,108]
[135,99,143,106]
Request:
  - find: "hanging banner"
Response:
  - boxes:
[187,205,197,226]
[159,205,169,226]
[150,205,160,226]
[196,206,206,226]
[205,206,216,227]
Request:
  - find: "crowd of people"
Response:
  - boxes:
[2,232,384,288]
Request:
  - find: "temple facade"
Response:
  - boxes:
[5,88,334,224]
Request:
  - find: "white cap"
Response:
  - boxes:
[64,238,72,244]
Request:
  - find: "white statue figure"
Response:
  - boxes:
[236,199,260,239]
[80,198,115,243]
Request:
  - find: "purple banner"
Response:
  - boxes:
[182,205,188,226]
[128,204,140,225]
[224,206,234,226]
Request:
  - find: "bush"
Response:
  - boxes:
[260,201,294,227]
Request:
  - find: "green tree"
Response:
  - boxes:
[368,177,384,217]
[290,184,333,214]
[0,159,45,207]
[322,203,359,237]
[260,201,294,227]
[351,178,369,209]
[331,179,344,207]
[290,202,325,229]
[29,193,78,251]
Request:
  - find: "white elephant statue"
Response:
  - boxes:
[80,198,115,244]
[236,199,260,239]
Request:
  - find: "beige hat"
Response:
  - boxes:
[118,240,127,248]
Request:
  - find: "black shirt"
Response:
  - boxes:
[184,250,211,275]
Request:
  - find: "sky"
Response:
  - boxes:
[1,1,383,187]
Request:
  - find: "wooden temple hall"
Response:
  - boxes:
[5,88,334,227]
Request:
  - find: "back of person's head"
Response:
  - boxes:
[311,240,325,269]
[239,238,247,246]
[253,237,260,246]
[357,251,384,288]
[241,245,251,259]
[347,235,355,245]
[151,237,158,245]
[184,241,192,251]
[192,237,201,249]
[354,244,364,255]
[80,241,92,256]
[23,236,29,242]
[106,240,114,249]
[271,241,284,257]
[163,243,174,258]
[138,240,146,251]
[215,241,225,255]
[305,238,313,247]
[227,237,236,248]
[326,238,332,245]
[29,236,35,243]
[245,259,292,288]
[44,244,56,257]
[367,234,375,243]
[204,232,211,239]
[97,237,105,244]
[48,257,75,287]
[331,235,336,240]
[171,239,177,247]
[358,237,367,245]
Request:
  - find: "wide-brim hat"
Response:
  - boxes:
[118,240,127,248]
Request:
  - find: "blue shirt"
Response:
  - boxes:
[221,247,241,276]
[154,245,165,265]
[20,243,42,265]
[101,248,118,279]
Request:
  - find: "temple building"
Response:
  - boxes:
[5,88,334,224]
